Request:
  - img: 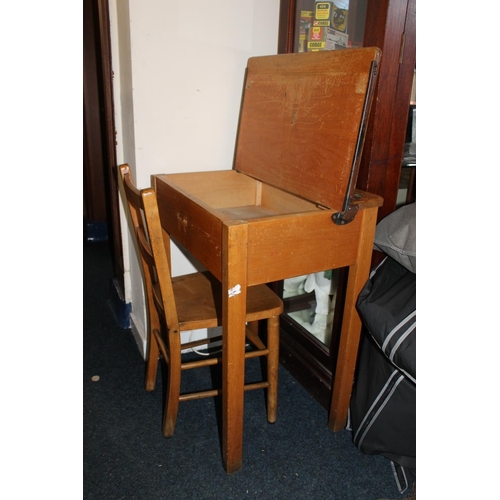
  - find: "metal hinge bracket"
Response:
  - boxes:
[332,202,359,225]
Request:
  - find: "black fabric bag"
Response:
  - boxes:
[350,256,416,493]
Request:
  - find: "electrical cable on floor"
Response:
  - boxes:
[188,330,222,356]
[188,331,250,357]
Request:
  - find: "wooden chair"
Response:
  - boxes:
[118,163,283,437]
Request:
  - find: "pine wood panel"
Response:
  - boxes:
[235,48,381,212]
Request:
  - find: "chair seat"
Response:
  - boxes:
[169,271,283,331]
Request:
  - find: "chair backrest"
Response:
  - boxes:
[117,164,180,335]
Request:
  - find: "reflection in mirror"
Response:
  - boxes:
[283,270,340,346]
[397,68,416,207]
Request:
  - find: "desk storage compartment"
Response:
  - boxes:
[155,170,381,288]
[158,169,321,220]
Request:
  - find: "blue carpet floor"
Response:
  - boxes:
[83,239,406,499]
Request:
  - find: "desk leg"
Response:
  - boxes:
[328,207,378,431]
[221,222,248,474]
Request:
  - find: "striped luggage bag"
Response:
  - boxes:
[350,256,416,493]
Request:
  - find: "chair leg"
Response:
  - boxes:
[145,330,160,392]
[266,315,280,423]
[247,320,259,335]
[162,345,182,438]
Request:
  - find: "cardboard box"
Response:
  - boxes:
[314,2,333,27]
[298,10,313,53]
[312,1,349,33]
[325,27,349,50]
[308,26,348,52]
[307,26,325,51]
[332,3,348,33]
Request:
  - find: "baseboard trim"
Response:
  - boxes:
[130,315,147,360]
[107,278,148,358]
[108,278,131,329]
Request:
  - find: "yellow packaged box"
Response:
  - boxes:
[308,26,348,51]
[298,10,313,53]
[313,1,349,33]
[332,2,348,33]
[313,1,333,27]
[307,25,326,51]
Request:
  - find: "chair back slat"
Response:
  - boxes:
[118,164,180,334]
[140,188,180,332]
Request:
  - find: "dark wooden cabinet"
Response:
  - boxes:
[275,0,416,410]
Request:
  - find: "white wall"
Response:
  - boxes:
[109,0,281,355]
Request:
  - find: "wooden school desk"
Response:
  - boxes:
[152,48,383,474]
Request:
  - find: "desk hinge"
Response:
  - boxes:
[332,202,359,225]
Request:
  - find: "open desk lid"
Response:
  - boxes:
[234,47,381,224]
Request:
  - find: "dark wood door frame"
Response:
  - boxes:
[83,0,124,293]
[83,0,107,227]
[357,0,416,221]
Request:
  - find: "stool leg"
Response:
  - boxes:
[266,315,280,423]
[145,310,162,391]
[145,331,159,392]
[162,340,181,438]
